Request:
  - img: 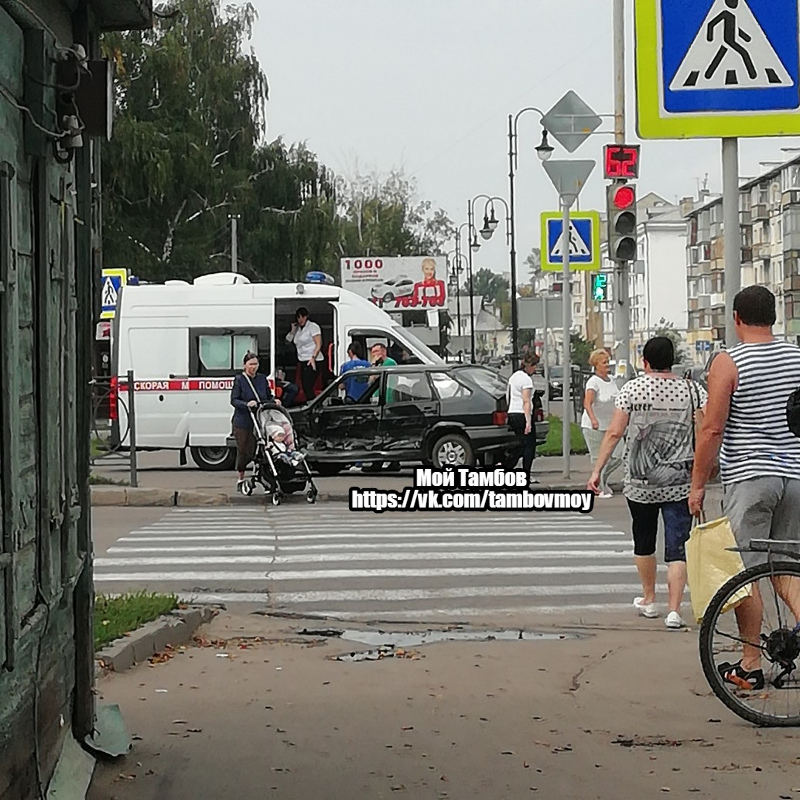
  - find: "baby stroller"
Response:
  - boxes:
[241,403,318,506]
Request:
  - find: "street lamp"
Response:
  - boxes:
[507,106,549,372]
[535,128,554,161]
[454,221,479,359]
[466,194,512,364]
[446,249,467,338]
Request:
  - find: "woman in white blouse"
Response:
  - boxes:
[581,349,624,498]
[285,306,324,403]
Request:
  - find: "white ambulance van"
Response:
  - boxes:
[110,272,444,470]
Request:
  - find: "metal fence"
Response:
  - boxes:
[90,370,138,486]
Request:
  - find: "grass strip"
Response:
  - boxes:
[94,591,179,651]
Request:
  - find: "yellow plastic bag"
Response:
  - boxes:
[686,516,751,623]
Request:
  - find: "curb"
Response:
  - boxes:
[95,605,217,675]
[92,486,234,507]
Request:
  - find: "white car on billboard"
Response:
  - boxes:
[370,275,415,304]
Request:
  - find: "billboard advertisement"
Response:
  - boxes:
[339,256,448,310]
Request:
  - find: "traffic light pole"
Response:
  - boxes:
[612,0,631,370]
[561,196,572,480]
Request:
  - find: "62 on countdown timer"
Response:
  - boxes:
[342,259,384,271]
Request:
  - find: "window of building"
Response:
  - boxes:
[783,165,800,192]
[739,192,752,212]
[759,184,770,206]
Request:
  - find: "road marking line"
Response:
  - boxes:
[94,565,669,582]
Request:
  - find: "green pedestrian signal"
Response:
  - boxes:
[592,273,609,302]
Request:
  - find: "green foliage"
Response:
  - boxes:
[570,333,595,368]
[473,268,509,305]
[101,5,453,283]
[537,415,588,457]
[94,591,179,651]
[524,247,541,281]
[654,318,691,364]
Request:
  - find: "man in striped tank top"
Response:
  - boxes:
[691,286,800,691]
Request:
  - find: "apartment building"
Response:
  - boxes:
[684,152,800,359]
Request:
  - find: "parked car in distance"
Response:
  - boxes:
[546,364,580,400]
[289,364,549,473]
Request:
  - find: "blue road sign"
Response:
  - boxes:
[637,0,800,138]
[100,268,127,320]
[663,0,799,114]
[541,211,601,272]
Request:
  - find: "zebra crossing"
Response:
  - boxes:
[94,505,668,621]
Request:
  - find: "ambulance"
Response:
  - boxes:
[110,272,445,470]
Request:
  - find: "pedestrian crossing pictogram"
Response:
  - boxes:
[670,0,792,91]
[550,222,591,259]
[102,277,118,307]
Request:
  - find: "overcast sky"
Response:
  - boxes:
[251,0,800,277]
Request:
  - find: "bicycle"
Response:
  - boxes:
[700,538,800,726]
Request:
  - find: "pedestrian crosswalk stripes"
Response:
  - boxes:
[94,505,672,620]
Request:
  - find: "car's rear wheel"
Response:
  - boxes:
[191,446,236,471]
[311,462,344,477]
[431,433,474,468]
[383,293,394,304]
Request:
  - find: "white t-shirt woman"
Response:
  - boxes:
[580,374,619,430]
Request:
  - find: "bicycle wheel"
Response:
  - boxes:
[699,560,800,727]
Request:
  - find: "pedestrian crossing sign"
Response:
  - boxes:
[635,0,800,139]
[100,268,127,320]
[540,211,601,272]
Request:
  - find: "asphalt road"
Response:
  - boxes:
[91,496,686,626]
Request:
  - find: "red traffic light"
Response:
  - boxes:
[611,186,635,209]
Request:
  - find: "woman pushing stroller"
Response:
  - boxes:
[230,351,279,493]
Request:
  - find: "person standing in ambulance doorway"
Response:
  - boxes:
[285,307,324,404]
[230,352,276,493]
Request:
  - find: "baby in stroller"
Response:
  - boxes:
[265,421,305,469]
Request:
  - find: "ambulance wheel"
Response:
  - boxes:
[191,446,236,471]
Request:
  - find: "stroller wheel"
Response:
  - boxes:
[244,480,255,497]
[305,489,317,504]
[271,493,281,507]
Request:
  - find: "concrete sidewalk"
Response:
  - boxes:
[88,610,800,800]
[91,453,599,506]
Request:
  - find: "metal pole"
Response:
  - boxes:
[455,239,463,336]
[722,138,741,347]
[127,369,138,487]
[561,198,572,480]
[230,215,239,273]
[468,201,476,362]
[508,114,520,370]
[542,294,550,417]
[612,0,631,371]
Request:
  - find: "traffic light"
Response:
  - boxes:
[607,183,637,262]
[592,273,609,302]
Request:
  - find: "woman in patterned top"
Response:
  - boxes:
[587,336,707,630]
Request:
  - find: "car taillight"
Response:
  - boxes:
[493,411,507,426]
[109,375,118,421]
[534,407,544,423]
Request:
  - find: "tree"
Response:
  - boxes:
[654,318,691,364]
[335,167,454,261]
[473,268,509,306]
[524,248,541,283]
[102,0,270,280]
[571,333,594,367]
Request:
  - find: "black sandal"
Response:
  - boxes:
[718,661,765,691]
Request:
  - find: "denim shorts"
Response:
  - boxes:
[626,498,693,563]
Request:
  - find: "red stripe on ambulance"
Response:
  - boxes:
[116,377,273,392]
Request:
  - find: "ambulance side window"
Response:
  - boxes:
[190,328,271,378]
